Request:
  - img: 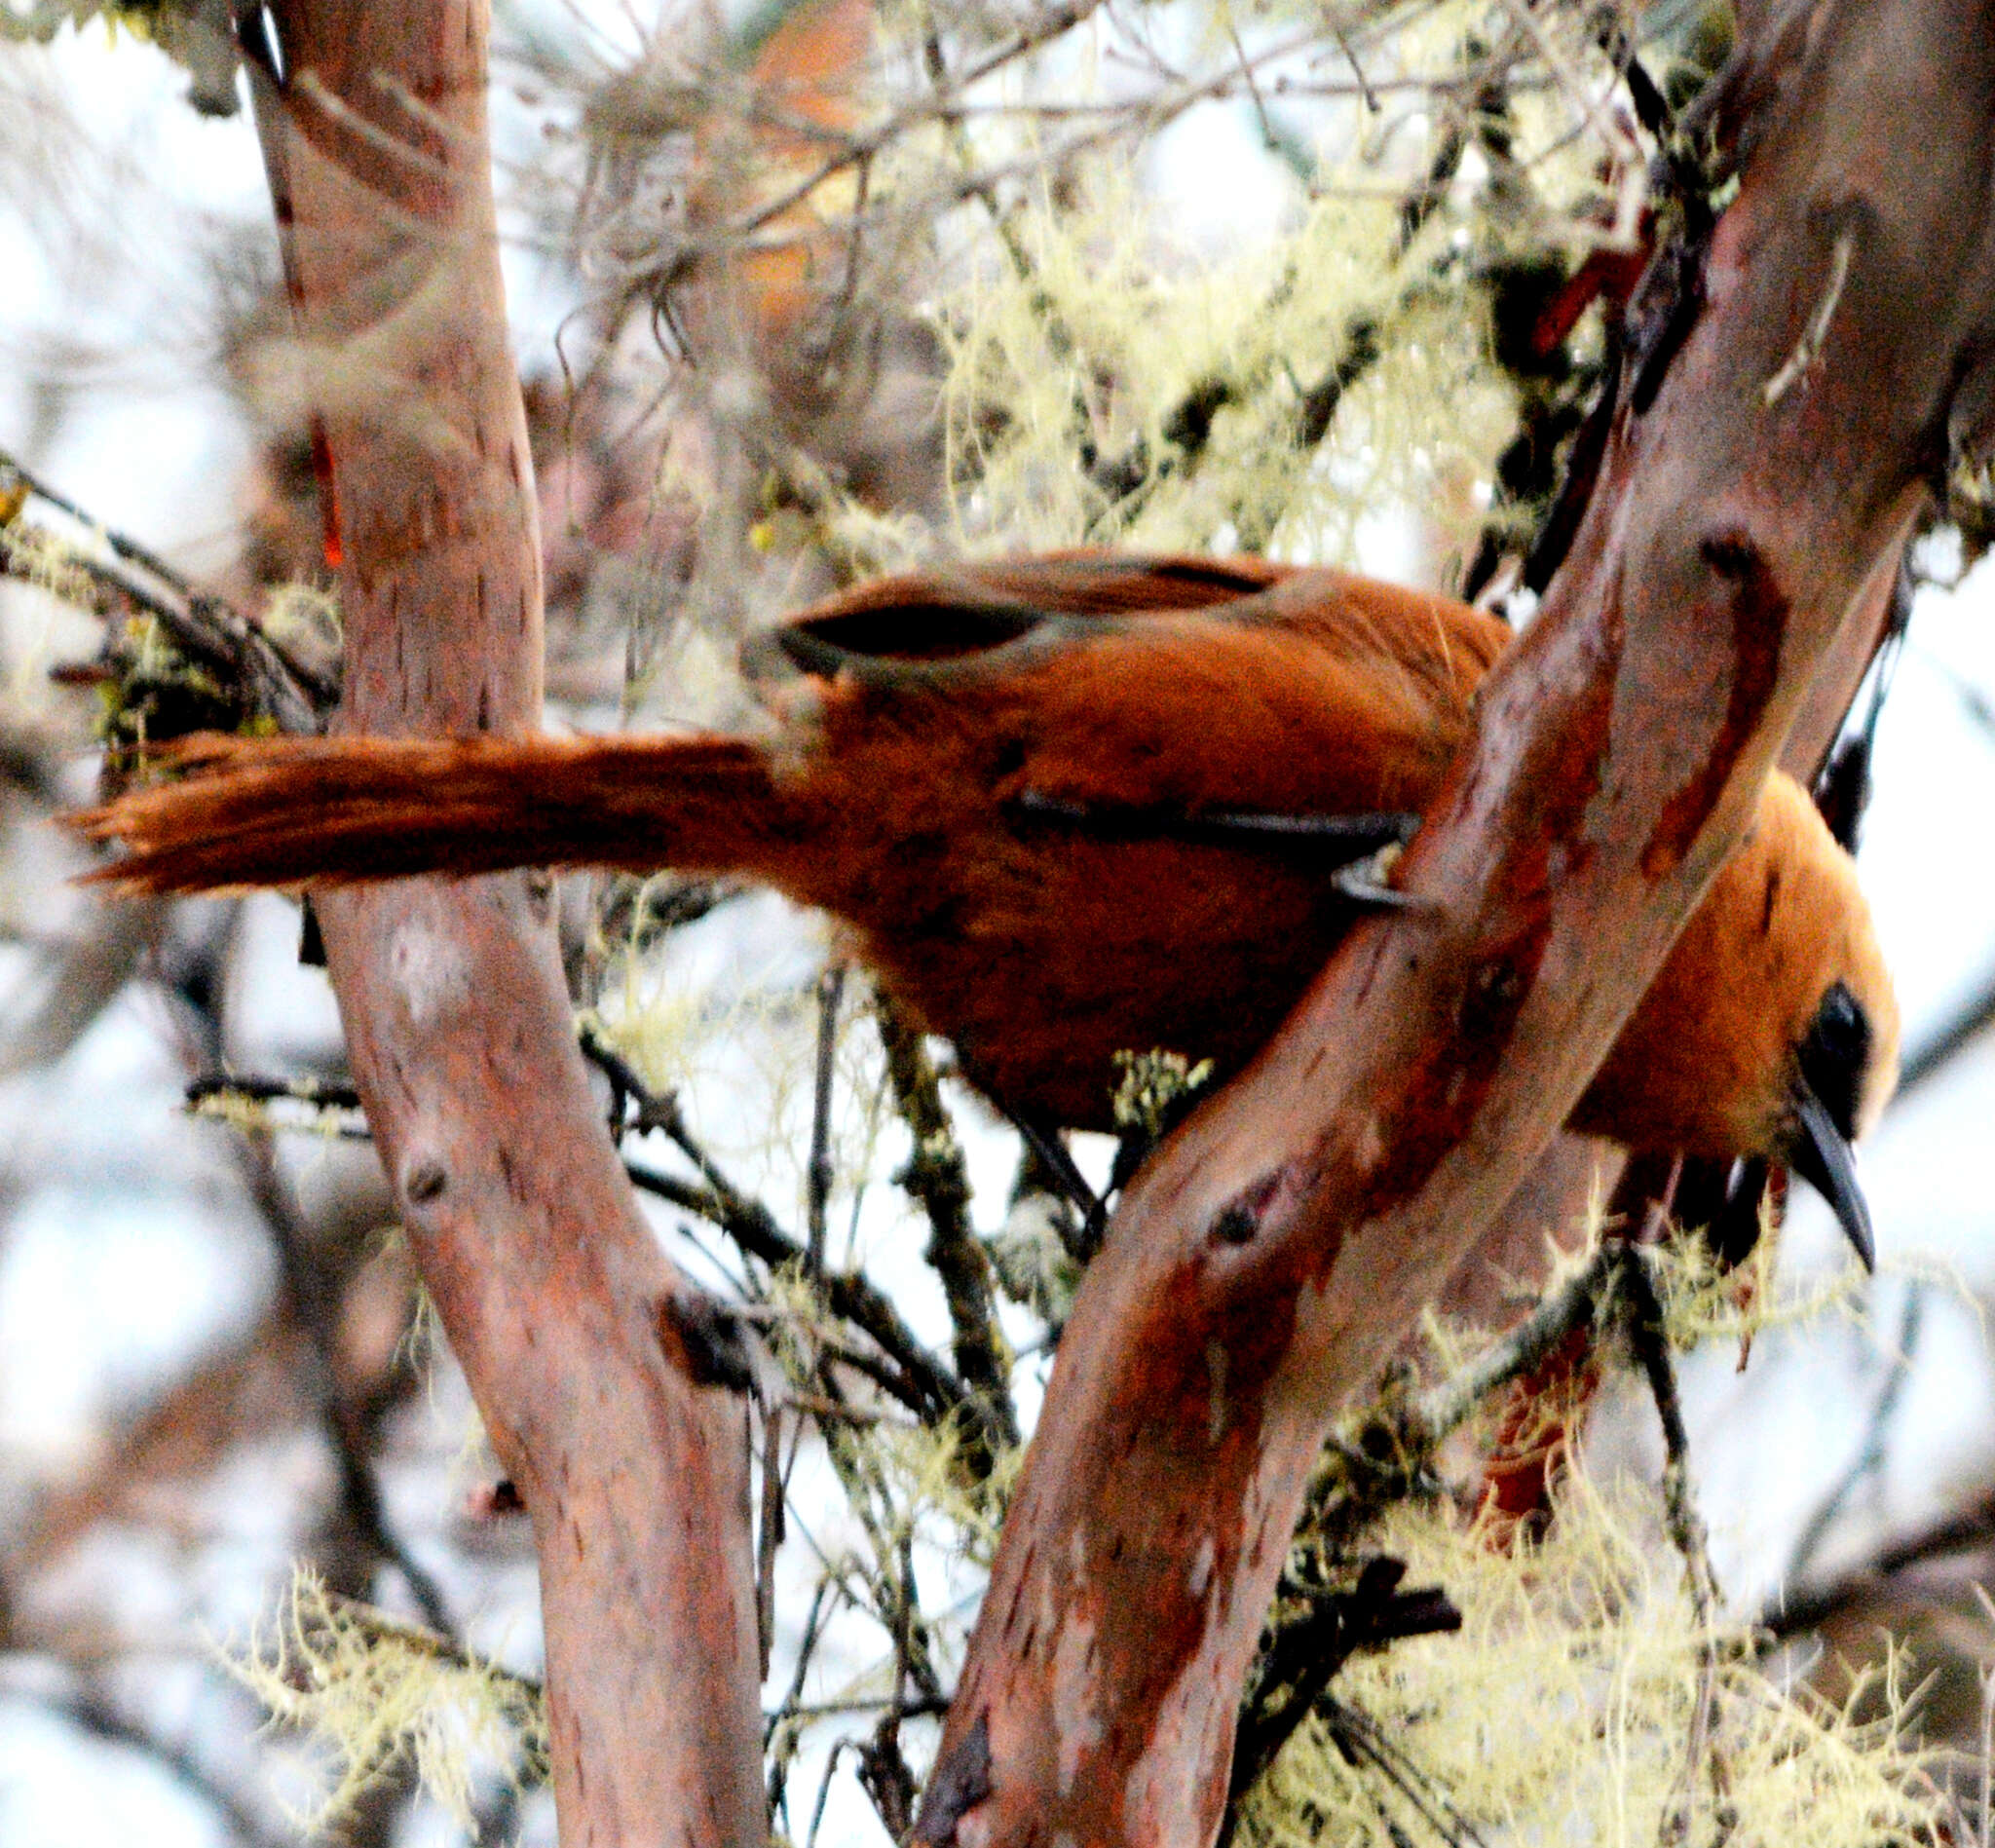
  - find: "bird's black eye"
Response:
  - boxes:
[1812,981,1866,1064]
[1797,979,1871,1140]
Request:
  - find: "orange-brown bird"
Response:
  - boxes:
[74,552,1898,1263]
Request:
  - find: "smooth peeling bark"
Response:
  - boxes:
[245,7,766,1842]
[1442,519,1909,1333]
[917,6,1995,1845]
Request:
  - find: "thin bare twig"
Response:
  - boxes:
[807,964,846,1276]
[621,1158,965,1424]
[756,1401,785,1678]
[1323,1698,1490,1848]
[189,1057,949,1461]
[1764,1491,1995,1641]
[232,1127,456,1637]
[1787,1285,1925,1582]
[581,1030,975,1432]
[1896,962,1995,1095]
[805,1738,856,1848]
[186,1074,373,1140]
[19,1677,287,1848]
[780,1693,954,1722]
[767,1578,833,1823]
[175,928,452,1639]
[188,1073,363,1111]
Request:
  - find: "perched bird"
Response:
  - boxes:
[74,552,1898,1263]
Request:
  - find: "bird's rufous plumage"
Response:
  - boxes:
[72,551,1900,1250]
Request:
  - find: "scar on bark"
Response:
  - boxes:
[1641,531,1789,878]
[911,1712,993,1845]
[658,1290,760,1395]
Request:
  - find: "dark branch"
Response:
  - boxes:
[232,1127,457,1637]
[19,1676,287,1848]
[1228,1556,1461,1808]
[875,997,1019,1466]
[1,448,337,734]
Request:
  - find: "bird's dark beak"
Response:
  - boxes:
[1789,1080,1874,1271]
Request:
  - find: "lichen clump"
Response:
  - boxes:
[1237,1471,1941,1848]
[228,1571,546,1834]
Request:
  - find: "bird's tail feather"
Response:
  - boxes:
[71,732,795,895]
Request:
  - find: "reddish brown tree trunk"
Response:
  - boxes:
[245,7,766,1841]
[916,5,1995,1843]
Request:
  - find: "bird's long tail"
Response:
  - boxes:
[71,731,799,895]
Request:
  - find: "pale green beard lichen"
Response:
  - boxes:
[1236,1471,1941,1848]
[939,162,1519,571]
[225,1570,546,1836]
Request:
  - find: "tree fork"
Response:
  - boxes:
[916,4,1995,1843]
[245,5,766,1840]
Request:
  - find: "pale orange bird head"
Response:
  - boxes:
[1577,771,1900,1265]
